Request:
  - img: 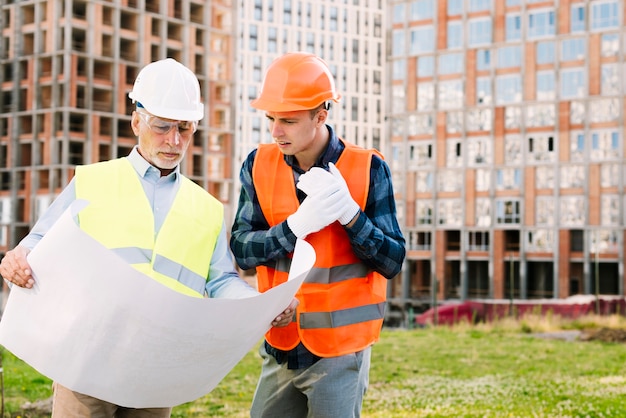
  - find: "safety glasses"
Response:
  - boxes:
[137,111,198,137]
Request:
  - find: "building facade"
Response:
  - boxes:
[389,0,626,309]
[0,0,236,250]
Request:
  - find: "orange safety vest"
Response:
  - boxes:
[252,141,388,357]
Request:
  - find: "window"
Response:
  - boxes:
[392,30,405,56]
[601,64,620,95]
[601,164,620,187]
[561,38,585,61]
[476,49,491,70]
[437,198,462,226]
[469,0,491,12]
[528,134,555,163]
[536,166,555,189]
[468,230,490,250]
[393,59,406,79]
[417,56,434,77]
[505,14,521,41]
[590,130,620,161]
[447,21,463,49]
[560,68,585,99]
[409,142,434,167]
[526,229,554,252]
[446,141,463,168]
[590,98,620,123]
[392,85,406,113]
[417,82,435,111]
[448,0,462,16]
[505,136,522,164]
[590,0,619,30]
[536,41,555,64]
[601,33,619,56]
[437,169,464,192]
[496,74,522,105]
[439,53,464,74]
[496,168,521,190]
[560,196,585,226]
[468,18,492,46]
[411,0,435,20]
[438,80,464,109]
[475,199,491,227]
[526,105,555,127]
[392,3,405,23]
[467,108,492,131]
[410,26,435,53]
[601,195,619,226]
[570,4,585,32]
[447,112,463,134]
[560,165,585,188]
[536,71,555,101]
[570,131,585,162]
[496,199,521,224]
[476,77,492,105]
[536,197,555,225]
[476,169,491,192]
[497,45,522,68]
[467,137,491,165]
[417,201,434,225]
[416,171,434,192]
[528,9,555,39]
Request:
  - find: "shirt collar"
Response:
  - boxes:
[284,124,345,173]
[127,146,180,180]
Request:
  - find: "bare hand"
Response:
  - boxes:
[0,245,35,288]
[272,298,299,328]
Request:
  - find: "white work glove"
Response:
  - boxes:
[286,183,346,238]
[297,164,360,226]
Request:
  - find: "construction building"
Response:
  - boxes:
[0,0,236,252]
[389,0,626,312]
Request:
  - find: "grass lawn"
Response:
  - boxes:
[3,315,626,417]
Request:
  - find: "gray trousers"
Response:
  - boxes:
[51,383,172,418]
[250,344,371,418]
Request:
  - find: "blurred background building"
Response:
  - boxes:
[1,0,625,319]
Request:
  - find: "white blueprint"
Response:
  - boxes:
[0,201,313,408]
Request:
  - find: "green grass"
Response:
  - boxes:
[4,315,626,417]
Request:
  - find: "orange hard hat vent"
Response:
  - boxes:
[251,52,341,112]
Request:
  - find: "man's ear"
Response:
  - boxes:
[130,111,141,136]
[316,109,328,126]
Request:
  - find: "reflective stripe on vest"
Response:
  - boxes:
[253,141,388,357]
[75,158,223,297]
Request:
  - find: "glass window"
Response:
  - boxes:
[439,53,464,74]
[536,71,555,101]
[476,49,491,70]
[438,169,463,191]
[601,164,620,187]
[497,45,522,68]
[495,199,521,224]
[392,85,406,113]
[506,0,520,5]
[560,165,585,188]
[590,129,620,160]
[393,59,406,79]
[526,229,554,252]
[601,33,619,57]
[536,197,555,225]
[570,4,585,32]
[417,201,434,225]
[447,21,463,49]
[475,199,491,227]
[437,198,463,226]
[410,142,434,168]
[392,30,405,56]
[448,0,462,16]
[601,63,620,95]
[476,77,492,105]
[411,0,435,20]
[447,112,463,134]
[417,56,434,77]
[536,41,555,64]
[528,9,555,39]
[505,14,521,41]
[468,18,492,46]
[469,0,491,12]
[467,108,492,131]
[505,136,522,164]
[416,171,434,192]
[527,133,556,163]
[446,140,463,168]
[417,82,435,111]
[590,98,620,123]
[496,168,521,190]
[536,166,555,189]
[526,105,555,128]
[590,0,619,30]
[392,3,405,24]
[438,79,464,109]
[561,38,585,61]
[560,68,585,99]
[496,74,522,105]
[601,195,620,226]
[467,137,492,166]
[410,26,435,53]
[476,169,491,192]
[570,131,585,162]
[560,196,585,226]
[505,107,522,129]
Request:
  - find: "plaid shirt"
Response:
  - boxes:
[230,125,406,368]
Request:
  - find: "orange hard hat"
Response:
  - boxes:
[251,52,341,112]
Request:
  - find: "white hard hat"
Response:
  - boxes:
[128,58,204,121]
